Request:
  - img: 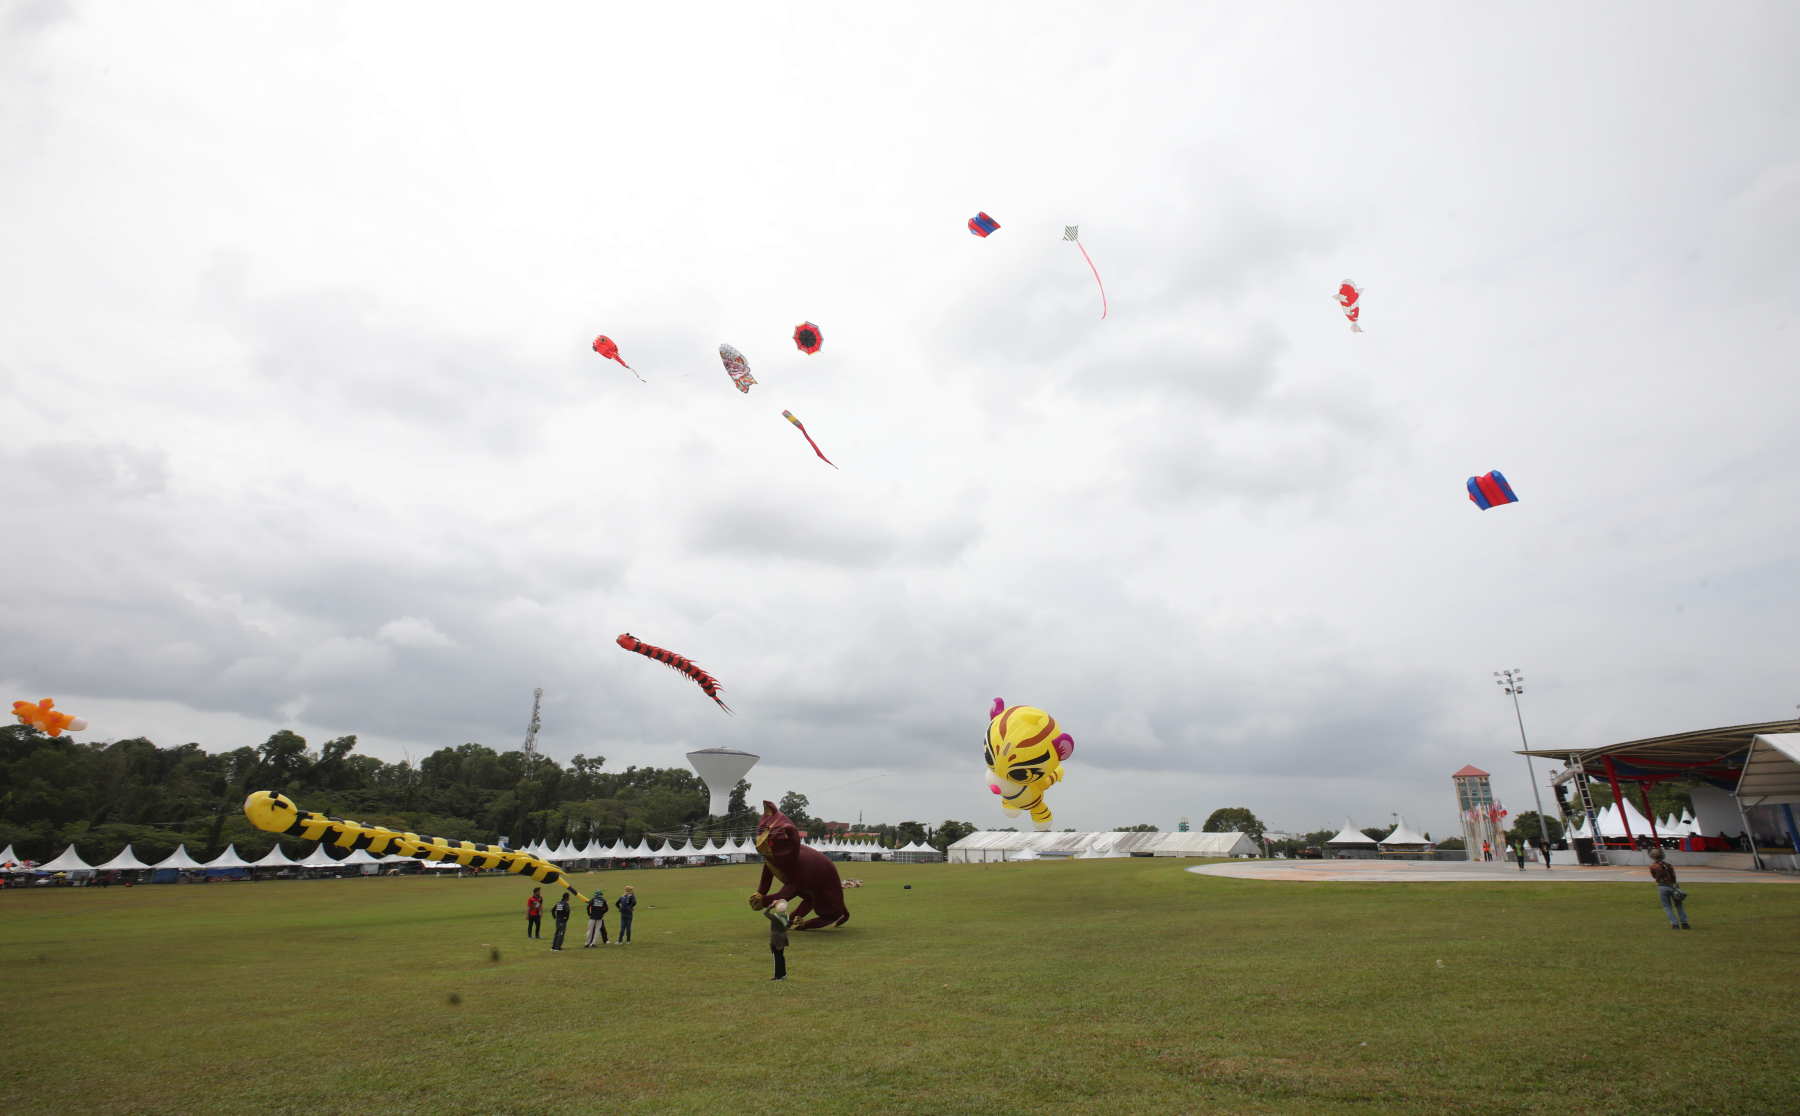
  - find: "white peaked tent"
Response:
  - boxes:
[152,845,207,870]
[0,843,23,867]
[1325,818,1378,846]
[339,848,384,867]
[296,844,346,868]
[253,844,297,868]
[205,845,255,869]
[1381,815,1432,846]
[95,845,152,871]
[36,845,95,872]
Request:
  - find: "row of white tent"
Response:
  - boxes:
[4,835,945,874]
[1566,800,1703,840]
[511,837,941,861]
[0,841,469,874]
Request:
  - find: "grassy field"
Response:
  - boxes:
[1,858,1796,1116]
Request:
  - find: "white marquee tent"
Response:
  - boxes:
[253,844,298,868]
[152,845,207,870]
[35,845,95,872]
[95,844,153,871]
[204,845,255,869]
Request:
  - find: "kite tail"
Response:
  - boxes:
[617,357,645,382]
[801,429,837,469]
[1349,323,1363,334]
[1078,242,1107,320]
[632,640,732,715]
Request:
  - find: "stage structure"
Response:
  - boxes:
[1452,765,1509,861]
[686,747,759,819]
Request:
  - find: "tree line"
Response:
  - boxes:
[0,724,978,864]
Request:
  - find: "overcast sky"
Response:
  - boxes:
[2,2,1796,839]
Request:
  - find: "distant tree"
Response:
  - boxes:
[894,821,927,847]
[1362,827,1390,841]
[1203,808,1265,841]
[1436,837,1466,850]
[728,778,752,817]
[1113,823,1159,832]
[777,791,813,831]
[933,820,977,852]
[257,730,310,791]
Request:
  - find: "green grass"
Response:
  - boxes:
[1,859,1796,1115]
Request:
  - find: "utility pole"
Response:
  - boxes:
[1496,669,1552,870]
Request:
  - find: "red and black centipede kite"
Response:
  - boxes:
[616,633,732,713]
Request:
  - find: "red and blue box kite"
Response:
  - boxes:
[968,211,1000,237]
[1467,470,1519,510]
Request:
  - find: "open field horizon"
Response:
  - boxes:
[2,858,1796,1115]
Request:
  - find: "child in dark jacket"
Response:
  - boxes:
[616,886,637,944]
[765,899,790,980]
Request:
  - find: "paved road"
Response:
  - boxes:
[1187,859,1800,884]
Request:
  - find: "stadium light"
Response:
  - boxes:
[1495,669,1552,870]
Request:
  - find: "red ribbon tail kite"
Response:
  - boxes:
[782,411,837,468]
[1064,227,1106,319]
[591,335,643,381]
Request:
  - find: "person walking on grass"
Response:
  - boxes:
[550,891,572,951]
[616,885,636,944]
[1515,840,1527,872]
[526,887,543,939]
[766,898,790,981]
[1649,849,1690,930]
[584,889,610,947]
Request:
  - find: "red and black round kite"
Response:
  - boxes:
[792,321,823,355]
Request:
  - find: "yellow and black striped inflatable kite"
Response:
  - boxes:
[244,791,588,900]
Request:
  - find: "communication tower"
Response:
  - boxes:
[522,688,543,762]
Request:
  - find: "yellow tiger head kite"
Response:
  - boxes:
[984,698,1074,831]
[244,791,587,900]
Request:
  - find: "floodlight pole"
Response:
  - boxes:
[1496,670,1552,870]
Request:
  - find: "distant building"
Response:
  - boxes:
[1453,765,1508,861]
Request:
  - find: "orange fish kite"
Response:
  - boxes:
[12,699,87,736]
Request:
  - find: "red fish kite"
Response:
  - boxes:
[719,344,757,393]
[793,322,823,355]
[1334,281,1363,333]
[12,698,86,737]
[591,335,642,381]
[782,410,837,468]
[616,633,732,713]
[1064,227,1107,319]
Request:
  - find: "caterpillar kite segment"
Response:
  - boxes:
[616,633,733,713]
[242,791,588,900]
[782,410,837,468]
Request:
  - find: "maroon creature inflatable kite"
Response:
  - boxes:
[616,633,732,713]
[748,800,849,930]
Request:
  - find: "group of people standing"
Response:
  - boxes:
[523,883,793,979]
[527,884,637,950]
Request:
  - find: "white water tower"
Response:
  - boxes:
[686,747,760,817]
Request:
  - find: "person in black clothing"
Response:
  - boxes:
[616,885,636,944]
[550,892,572,951]
[584,890,610,947]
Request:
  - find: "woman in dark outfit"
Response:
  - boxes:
[766,898,790,980]
[1649,849,1690,929]
[550,892,572,951]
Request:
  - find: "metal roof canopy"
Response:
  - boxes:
[1738,734,1800,807]
[1526,719,1799,790]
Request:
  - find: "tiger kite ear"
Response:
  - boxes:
[1053,733,1074,761]
[762,800,778,816]
[989,698,1005,719]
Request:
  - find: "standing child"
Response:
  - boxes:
[550,892,572,951]
[616,885,637,944]
[766,898,790,981]
[526,887,543,939]
[584,890,610,947]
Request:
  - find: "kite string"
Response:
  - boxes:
[1078,242,1107,320]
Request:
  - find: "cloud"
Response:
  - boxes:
[376,616,456,648]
